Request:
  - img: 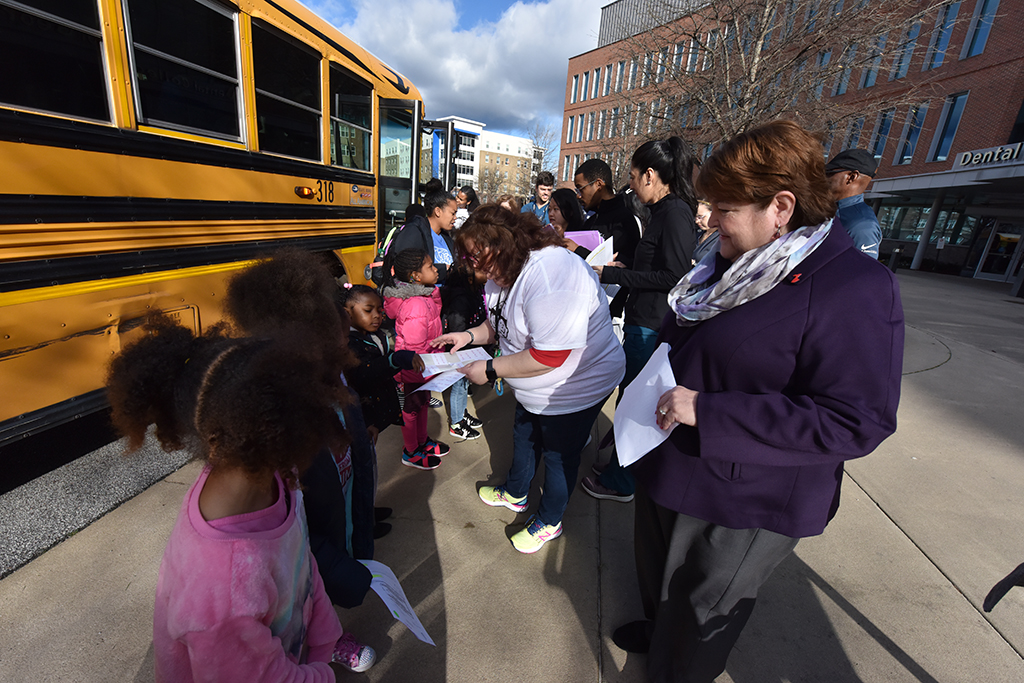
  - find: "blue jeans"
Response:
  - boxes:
[599,324,660,495]
[446,376,469,425]
[505,398,608,527]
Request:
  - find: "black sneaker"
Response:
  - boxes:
[429,396,443,408]
[402,449,441,470]
[449,419,481,440]
[374,506,393,522]
[463,413,483,428]
[373,522,392,539]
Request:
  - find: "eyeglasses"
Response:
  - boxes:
[574,179,599,196]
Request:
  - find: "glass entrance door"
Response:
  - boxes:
[975,221,1024,281]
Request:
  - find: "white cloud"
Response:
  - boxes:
[310,0,600,138]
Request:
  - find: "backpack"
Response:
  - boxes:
[368,224,402,286]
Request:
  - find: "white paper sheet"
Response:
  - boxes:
[419,347,491,373]
[412,370,464,392]
[585,236,615,267]
[358,560,436,646]
[613,343,677,467]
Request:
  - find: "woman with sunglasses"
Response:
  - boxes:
[430,204,625,554]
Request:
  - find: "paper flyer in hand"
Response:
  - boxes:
[584,236,614,267]
[358,559,435,646]
[412,370,465,392]
[613,343,677,467]
[585,237,621,298]
[419,347,491,374]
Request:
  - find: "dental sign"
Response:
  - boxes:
[952,142,1022,171]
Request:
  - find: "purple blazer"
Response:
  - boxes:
[633,224,904,538]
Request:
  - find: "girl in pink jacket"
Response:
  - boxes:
[382,248,451,470]
[106,316,373,681]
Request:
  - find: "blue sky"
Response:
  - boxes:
[303,0,601,146]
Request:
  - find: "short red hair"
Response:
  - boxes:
[697,120,835,229]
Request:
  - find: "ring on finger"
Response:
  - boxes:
[658,407,668,416]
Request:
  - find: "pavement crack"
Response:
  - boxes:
[902,325,952,375]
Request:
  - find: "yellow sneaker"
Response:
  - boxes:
[510,515,562,554]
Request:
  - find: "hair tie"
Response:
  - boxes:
[343,282,353,289]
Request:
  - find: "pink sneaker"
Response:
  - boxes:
[332,632,376,672]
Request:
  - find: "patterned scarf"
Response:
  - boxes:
[669,219,833,326]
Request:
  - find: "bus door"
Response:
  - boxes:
[378,100,421,237]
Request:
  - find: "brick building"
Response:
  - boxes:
[560,0,1024,287]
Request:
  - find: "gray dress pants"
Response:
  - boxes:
[634,485,799,683]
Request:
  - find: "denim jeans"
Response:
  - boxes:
[445,376,469,426]
[505,398,608,527]
[599,324,661,495]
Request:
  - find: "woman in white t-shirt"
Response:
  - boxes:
[431,205,625,554]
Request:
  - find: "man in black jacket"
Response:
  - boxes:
[570,159,642,318]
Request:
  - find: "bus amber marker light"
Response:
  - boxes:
[294,186,315,199]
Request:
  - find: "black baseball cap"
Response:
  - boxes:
[825,148,878,177]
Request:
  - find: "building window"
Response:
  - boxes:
[576,114,584,143]
[657,47,668,82]
[581,71,589,102]
[603,64,612,96]
[870,109,895,159]
[563,156,570,182]
[674,42,685,73]
[597,110,606,140]
[565,116,574,144]
[961,0,999,59]
[896,103,928,164]
[924,2,961,70]
[641,52,653,87]
[687,41,700,72]
[929,92,969,161]
[635,102,645,135]
[843,117,865,148]
[611,106,620,137]
[628,58,638,90]
[586,112,595,141]
[593,68,601,98]
[615,61,625,92]
[859,33,887,88]
[804,0,822,34]
[570,74,578,104]
[832,44,856,96]
[813,50,832,99]
[703,30,719,70]
[889,23,920,80]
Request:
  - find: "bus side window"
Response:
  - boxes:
[0,0,109,122]
[125,0,240,140]
[329,65,372,172]
[252,21,321,162]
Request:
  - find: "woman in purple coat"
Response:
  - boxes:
[612,121,905,682]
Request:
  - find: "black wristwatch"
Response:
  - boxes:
[485,358,498,383]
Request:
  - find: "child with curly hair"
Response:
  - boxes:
[106,316,374,680]
[381,247,451,470]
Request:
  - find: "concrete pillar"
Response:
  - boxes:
[911,192,946,271]
[871,197,883,215]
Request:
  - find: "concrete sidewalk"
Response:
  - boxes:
[1,270,1023,682]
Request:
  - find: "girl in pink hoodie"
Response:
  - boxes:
[382,248,451,470]
[106,316,372,682]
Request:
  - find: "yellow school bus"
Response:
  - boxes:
[0,0,425,444]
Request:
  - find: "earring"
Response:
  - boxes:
[773,225,783,239]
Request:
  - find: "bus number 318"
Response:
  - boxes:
[315,180,334,203]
